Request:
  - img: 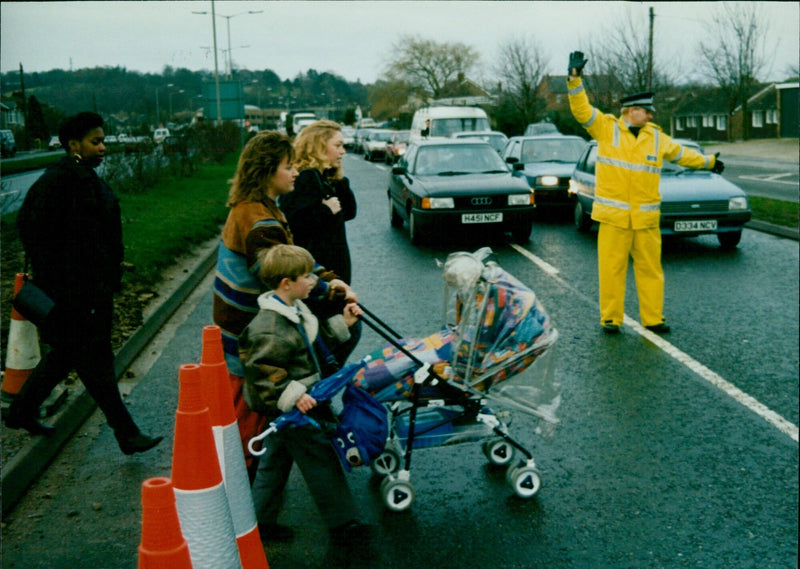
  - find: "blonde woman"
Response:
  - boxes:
[212,131,352,477]
[279,120,357,284]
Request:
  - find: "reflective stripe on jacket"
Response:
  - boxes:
[568,77,716,230]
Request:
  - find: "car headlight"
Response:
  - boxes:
[508,193,534,206]
[728,196,748,210]
[397,148,406,155]
[422,197,455,209]
[536,175,559,186]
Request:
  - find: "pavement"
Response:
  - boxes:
[1,138,798,515]
[704,137,799,165]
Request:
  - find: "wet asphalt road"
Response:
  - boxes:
[1,153,797,569]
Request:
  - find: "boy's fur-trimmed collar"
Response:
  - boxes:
[257,292,318,340]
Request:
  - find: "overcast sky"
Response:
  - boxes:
[1,1,798,85]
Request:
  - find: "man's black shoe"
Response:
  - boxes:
[117,433,163,455]
[4,415,56,436]
[602,323,620,335]
[645,323,671,334]
[258,523,294,542]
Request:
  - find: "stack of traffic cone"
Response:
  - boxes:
[200,325,269,569]
[1,274,42,407]
[171,363,242,569]
[137,477,193,569]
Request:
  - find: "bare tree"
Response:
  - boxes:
[587,6,680,96]
[494,36,550,128]
[698,3,772,139]
[384,35,480,101]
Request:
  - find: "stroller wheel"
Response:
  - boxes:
[507,466,542,499]
[371,448,402,477]
[381,476,415,512]
[483,438,515,466]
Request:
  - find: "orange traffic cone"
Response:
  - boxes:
[171,363,242,569]
[137,477,193,569]
[201,325,269,569]
[1,274,42,404]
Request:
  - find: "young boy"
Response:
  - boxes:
[239,244,365,543]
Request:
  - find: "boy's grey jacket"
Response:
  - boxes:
[239,292,351,418]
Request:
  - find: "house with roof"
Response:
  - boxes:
[537,74,625,114]
[671,82,798,142]
[1,100,25,129]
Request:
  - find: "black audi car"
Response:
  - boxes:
[388,140,535,245]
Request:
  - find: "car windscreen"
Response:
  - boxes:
[371,131,395,142]
[521,138,587,163]
[430,117,491,138]
[413,144,509,175]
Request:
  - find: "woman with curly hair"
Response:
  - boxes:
[279,120,357,284]
[212,130,353,477]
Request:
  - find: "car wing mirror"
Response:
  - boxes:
[392,166,406,175]
[513,162,524,171]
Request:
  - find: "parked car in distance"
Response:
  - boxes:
[451,130,508,154]
[524,121,559,136]
[362,129,395,161]
[341,126,356,150]
[502,135,588,211]
[385,130,410,164]
[353,127,375,154]
[388,139,535,245]
[162,135,187,155]
[570,140,751,248]
[48,135,62,151]
[1,129,17,157]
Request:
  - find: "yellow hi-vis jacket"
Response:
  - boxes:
[568,77,718,230]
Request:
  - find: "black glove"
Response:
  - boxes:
[568,51,588,76]
[711,152,725,174]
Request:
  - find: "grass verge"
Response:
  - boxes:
[748,196,799,228]
[119,153,235,285]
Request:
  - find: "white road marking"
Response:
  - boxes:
[513,245,799,443]
[510,243,560,276]
[739,173,799,186]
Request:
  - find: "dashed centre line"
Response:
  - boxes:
[511,243,799,443]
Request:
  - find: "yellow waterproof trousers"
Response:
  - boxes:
[597,223,665,327]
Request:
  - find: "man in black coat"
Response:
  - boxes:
[5,112,161,454]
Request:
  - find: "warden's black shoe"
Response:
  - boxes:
[645,323,671,334]
[602,323,620,335]
[4,415,56,436]
[117,433,163,455]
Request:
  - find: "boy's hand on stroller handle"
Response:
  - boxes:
[343,302,362,326]
[296,393,317,414]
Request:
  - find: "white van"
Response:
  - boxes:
[291,112,316,135]
[153,128,170,144]
[409,106,491,142]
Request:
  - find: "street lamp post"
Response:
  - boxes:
[193,7,262,79]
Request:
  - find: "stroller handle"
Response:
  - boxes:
[357,303,402,339]
[247,423,278,456]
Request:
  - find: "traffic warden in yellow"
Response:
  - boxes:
[567,51,724,335]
